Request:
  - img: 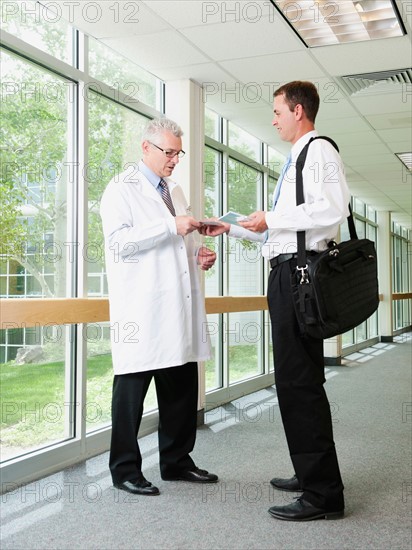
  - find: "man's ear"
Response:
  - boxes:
[142,140,150,154]
[294,104,304,121]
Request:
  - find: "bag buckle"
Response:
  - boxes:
[297,265,309,284]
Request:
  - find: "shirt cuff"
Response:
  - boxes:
[166,217,177,235]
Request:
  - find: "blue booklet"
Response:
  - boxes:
[219,211,250,226]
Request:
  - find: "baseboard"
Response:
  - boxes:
[324,356,342,366]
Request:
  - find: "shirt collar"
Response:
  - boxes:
[138,160,162,189]
[290,130,318,161]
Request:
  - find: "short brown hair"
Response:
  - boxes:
[274,81,320,123]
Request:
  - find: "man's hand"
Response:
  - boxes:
[175,216,202,236]
[239,211,268,233]
[198,218,230,237]
[197,246,217,270]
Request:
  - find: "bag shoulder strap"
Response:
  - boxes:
[295,136,356,268]
[295,136,339,204]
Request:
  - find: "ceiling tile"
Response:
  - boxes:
[219,51,326,86]
[311,37,412,75]
[52,0,169,38]
[376,128,412,143]
[142,0,275,29]
[181,17,302,61]
[350,92,411,116]
[102,30,210,70]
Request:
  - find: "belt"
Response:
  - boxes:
[269,253,297,269]
[270,251,318,269]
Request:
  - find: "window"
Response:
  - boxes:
[392,224,411,332]
[1,9,163,468]
[205,109,221,142]
[341,200,379,348]
[204,124,272,401]
[89,37,161,110]
[228,121,261,162]
[86,95,150,432]
[1,0,74,63]
[0,49,75,460]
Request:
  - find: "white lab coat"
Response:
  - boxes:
[100,164,211,375]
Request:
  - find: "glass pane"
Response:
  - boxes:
[268,176,277,211]
[267,146,285,177]
[205,109,220,141]
[1,50,70,300]
[0,325,72,462]
[85,322,158,434]
[228,122,261,162]
[87,91,149,297]
[86,94,150,432]
[353,197,365,216]
[369,311,379,338]
[89,37,160,110]
[355,321,367,342]
[367,224,377,243]
[401,239,409,293]
[228,312,263,384]
[85,323,112,432]
[366,206,376,223]
[227,159,262,296]
[204,147,221,296]
[205,314,222,392]
[342,329,355,348]
[1,51,72,393]
[355,219,366,239]
[1,1,73,63]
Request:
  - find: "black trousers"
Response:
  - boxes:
[109,362,198,484]
[267,259,344,510]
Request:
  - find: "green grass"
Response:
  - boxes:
[0,354,114,456]
[0,345,260,458]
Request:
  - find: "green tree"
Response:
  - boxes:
[1,26,155,299]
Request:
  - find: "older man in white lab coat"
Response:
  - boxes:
[100,117,218,496]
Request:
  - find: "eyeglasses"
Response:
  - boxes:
[149,142,185,159]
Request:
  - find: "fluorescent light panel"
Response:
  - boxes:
[271,0,405,47]
[396,153,412,172]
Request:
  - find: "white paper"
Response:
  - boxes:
[200,220,224,226]
[219,211,251,226]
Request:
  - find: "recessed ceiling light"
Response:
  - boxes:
[269,0,406,47]
[396,153,412,172]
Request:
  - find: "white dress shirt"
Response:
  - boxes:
[229,131,350,258]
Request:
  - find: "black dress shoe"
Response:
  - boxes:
[268,497,344,521]
[270,474,302,492]
[162,467,218,483]
[114,476,160,496]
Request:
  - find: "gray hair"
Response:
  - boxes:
[142,117,183,143]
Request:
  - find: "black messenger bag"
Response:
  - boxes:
[290,137,380,339]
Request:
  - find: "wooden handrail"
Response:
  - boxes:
[0,296,269,328]
[0,292,404,329]
[392,292,412,300]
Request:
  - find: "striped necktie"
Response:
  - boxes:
[159,179,176,216]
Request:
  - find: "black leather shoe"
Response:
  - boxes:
[162,467,218,483]
[114,476,160,496]
[270,474,302,492]
[268,497,344,521]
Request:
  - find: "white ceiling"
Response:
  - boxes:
[59,0,412,227]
